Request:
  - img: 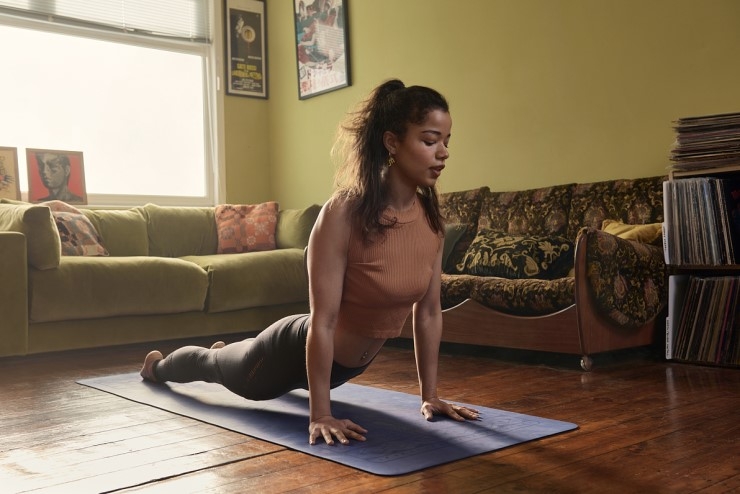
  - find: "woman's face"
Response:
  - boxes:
[38,154,69,189]
[388,109,451,189]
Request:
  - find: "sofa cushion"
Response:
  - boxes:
[215,202,279,254]
[470,276,575,316]
[142,204,218,257]
[443,223,467,271]
[53,210,109,256]
[28,256,209,322]
[567,176,666,240]
[276,204,321,249]
[42,201,108,256]
[440,273,478,309]
[0,202,61,270]
[457,229,573,279]
[82,208,149,256]
[439,187,490,272]
[477,183,574,238]
[602,219,663,245]
[181,248,308,313]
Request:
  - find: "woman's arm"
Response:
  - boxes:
[305,197,367,444]
[413,239,480,421]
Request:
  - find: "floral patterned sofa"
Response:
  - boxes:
[401,176,668,369]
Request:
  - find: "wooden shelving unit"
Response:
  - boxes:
[664,112,740,368]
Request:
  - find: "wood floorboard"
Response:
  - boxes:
[466,387,739,492]
[0,337,738,493]
[693,474,740,494]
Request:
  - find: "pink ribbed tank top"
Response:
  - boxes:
[336,200,442,339]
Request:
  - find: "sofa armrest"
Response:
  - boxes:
[0,231,29,356]
[575,227,667,328]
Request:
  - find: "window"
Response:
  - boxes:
[0,1,218,206]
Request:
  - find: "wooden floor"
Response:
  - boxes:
[1,337,738,494]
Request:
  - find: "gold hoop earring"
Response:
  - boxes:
[387,156,395,167]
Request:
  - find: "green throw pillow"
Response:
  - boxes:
[457,228,573,279]
[443,223,467,272]
[142,204,218,257]
[82,208,149,256]
[276,204,322,249]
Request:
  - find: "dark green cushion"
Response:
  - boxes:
[443,223,467,272]
[457,229,574,279]
[440,187,490,271]
[276,204,321,249]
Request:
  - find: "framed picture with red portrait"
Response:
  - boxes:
[26,149,87,205]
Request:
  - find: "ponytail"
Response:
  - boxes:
[333,79,447,241]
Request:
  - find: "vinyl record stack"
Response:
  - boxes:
[670,111,740,173]
[662,175,740,266]
[664,111,740,367]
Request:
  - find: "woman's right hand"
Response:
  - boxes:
[309,416,368,445]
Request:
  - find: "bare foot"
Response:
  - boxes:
[140,350,163,382]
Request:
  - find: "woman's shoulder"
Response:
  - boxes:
[309,193,355,256]
[312,193,357,237]
[321,192,357,221]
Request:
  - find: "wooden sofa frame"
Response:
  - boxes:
[401,233,663,370]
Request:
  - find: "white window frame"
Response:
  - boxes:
[0,5,224,207]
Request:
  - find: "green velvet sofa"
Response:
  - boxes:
[0,202,321,357]
[401,176,668,369]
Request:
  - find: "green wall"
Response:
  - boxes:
[223,0,740,209]
[223,96,270,203]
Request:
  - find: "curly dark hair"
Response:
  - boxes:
[333,79,448,242]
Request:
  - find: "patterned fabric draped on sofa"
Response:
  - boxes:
[439,176,667,327]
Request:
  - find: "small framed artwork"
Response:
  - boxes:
[225,0,268,99]
[26,149,87,205]
[294,0,351,99]
[0,147,21,201]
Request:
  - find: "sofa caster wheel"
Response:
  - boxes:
[580,356,593,371]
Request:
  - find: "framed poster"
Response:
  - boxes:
[0,147,21,201]
[26,149,87,205]
[294,0,351,99]
[225,0,268,99]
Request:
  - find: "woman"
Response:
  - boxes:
[140,79,479,446]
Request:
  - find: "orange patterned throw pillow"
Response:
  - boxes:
[215,202,279,254]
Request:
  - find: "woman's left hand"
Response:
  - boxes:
[420,397,480,421]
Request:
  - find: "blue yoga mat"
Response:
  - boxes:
[78,373,576,476]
